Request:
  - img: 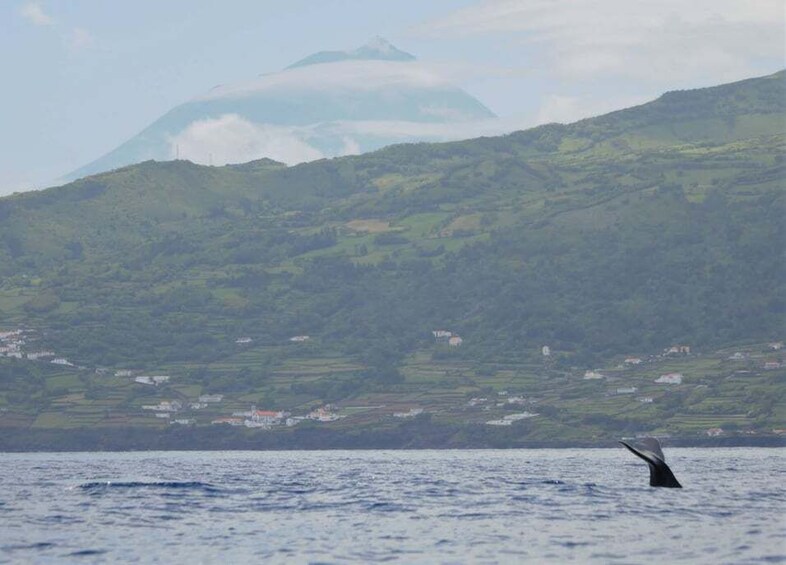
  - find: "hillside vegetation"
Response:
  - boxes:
[0,71,784,447]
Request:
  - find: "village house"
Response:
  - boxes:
[141,400,182,412]
[583,370,604,379]
[134,375,170,385]
[308,406,341,422]
[171,419,195,426]
[198,394,223,403]
[763,360,782,370]
[393,408,423,418]
[542,346,551,357]
[624,357,643,365]
[115,370,134,377]
[211,417,244,426]
[728,352,746,360]
[768,342,784,350]
[486,419,513,426]
[155,413,171,419]
[235,337,253,344]
[27,351,55,360]
[51,357,73,366]
[6,352,24,359]
[638,397,654,403]
[190,402,208,410]
[249,410,285,425]
[432,330,452,342]
[706,427,724,437]
[665,345,691,355]
[448,336,463,347]
[616,387,638,394]
[656,373,683,384]
[289,335,310,342]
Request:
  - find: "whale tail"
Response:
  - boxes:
[619,438,682,488]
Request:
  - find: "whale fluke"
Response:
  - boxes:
[620,438,682,488]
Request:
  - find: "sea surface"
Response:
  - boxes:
[0,448,784,564]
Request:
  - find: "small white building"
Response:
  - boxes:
[393,408,423,418]
[638,397,654,403]
[51,357,73,366]
[199,394,223,403]
[656,373,683,384]
[542,346,551,357]
[235,337,253,344]
[432,330,452,340]
[624,357,642,365]
[616,387,638,394]
[115,370,134,377]
[289,335,310,342]
[706,427,724,437]
[583,370,604,379]
[448,336,463,347]
[486,419,513,426]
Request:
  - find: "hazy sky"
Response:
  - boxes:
[1,0,783,195]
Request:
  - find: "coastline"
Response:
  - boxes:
[1,426,783,452]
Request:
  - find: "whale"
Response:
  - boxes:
[619,437,682,488]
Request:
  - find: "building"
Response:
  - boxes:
[115,370,134,377]
[706,427,724,437]
[211,417,243,426]
[198,394,223,403]
[624,357,643,365]
[638,397,654,403]
[763,360,782,370]
[432,330,452,340]
[235,337,253,344]
[583,370,604,379]
[289,335,310,342]
[542,346,551,357]
[616,387,638,394]
[393,408,423,418]
[656,373,683,384]
[51,358,73,366]
[448,336,463,347]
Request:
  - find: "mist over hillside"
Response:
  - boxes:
[65,38,496,181]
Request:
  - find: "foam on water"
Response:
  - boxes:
[0,449,784,563]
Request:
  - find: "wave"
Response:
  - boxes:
[76,480,219,493]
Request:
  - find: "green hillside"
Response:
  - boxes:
[0,71,784,448]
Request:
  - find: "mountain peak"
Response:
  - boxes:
[286,37,416,70]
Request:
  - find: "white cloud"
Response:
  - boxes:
[421,0,785,84]
[170,114,324,166]
[198,60,453,101]
[68,27,95,51]
[19,2,54,26]
[534,94,650,125]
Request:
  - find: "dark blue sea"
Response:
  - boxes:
[0,449,784,563]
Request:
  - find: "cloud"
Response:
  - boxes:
[420,0,784,85]
[170,114,325,166]
[534,94,650,125]
[198,60,453,101]
[68,27,94,51]
[19,2,54,26]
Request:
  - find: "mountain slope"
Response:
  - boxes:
[1,71,784,444]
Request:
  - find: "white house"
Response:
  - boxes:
[656,373,683,384]
[199,394,223,403]
[51,357,73,366]
[448,336,463,347]
[115,370,134,377]
[235,337,253,344]
[393,408,423,418]
[486,419,513,426]
[432,330,452,339]
[289,335,310,342]
[542,346,551,357]
[616,387,638,394]
[583,370,604,379]
[624,357,643,365]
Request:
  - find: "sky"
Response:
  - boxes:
[1,0,783,195]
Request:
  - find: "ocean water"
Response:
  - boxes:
[0,449,783,564]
